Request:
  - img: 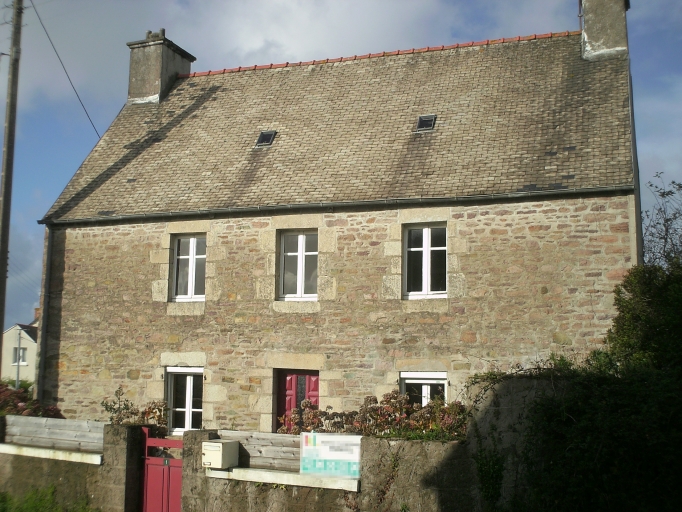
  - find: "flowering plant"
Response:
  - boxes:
[277,389,468,441]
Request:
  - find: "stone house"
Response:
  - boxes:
[37,0,640,434]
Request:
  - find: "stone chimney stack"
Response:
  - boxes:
[581,0,630,61]
[126,29,196,104]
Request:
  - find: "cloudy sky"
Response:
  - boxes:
[0,0,680,329]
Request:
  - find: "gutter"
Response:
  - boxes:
[39,185,635,227]
[36,226,53,403]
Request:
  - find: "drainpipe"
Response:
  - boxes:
[36,225,53,403]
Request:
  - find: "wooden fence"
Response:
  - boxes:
[3,415,105,453]
[217,430,300,472]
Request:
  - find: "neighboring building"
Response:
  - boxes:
[37,0,640,432]
[1,321,38,384]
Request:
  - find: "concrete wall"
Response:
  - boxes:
[0,424,143,512]
[1,326,37,383]
[42,196,636,430]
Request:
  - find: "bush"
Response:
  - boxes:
[0,382,62,418]
[277,390,468,441]
[100,385,167,436]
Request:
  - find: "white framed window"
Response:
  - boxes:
[166,367,203,434]
[279,231,318,301]
[171,235,206,302]
[12,347,27,365]
[400,371,448,407]
[403,225,447,299]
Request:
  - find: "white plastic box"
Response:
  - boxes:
[201,440,239,469]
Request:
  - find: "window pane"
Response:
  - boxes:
[192,375,203,409]
[407,229,423,249]
[296,377,306,410]
[304,255,318,294]
[406,251,423,292]
[172,375,187,409]
[175,259,189,296]
[283,255,298,294]
[193,258,206,296]
[195,237,206,256]
[429,383,446,402]
[304,234,318,253]
[177,238,190,257]
[283,234,298,254]
[430,228,446,248]
[405,383,423,407]
[173,411,186,430]
[430,250,447,292]
[191,411,202,429]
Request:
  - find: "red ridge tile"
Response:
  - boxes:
[185,29,580,76]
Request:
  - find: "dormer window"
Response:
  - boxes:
[416,115,436,131]
[256,130,276,146]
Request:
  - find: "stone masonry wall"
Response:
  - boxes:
[42,194,637,430]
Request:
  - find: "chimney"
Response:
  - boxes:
[581,0,630,61]
[126,29,196,104]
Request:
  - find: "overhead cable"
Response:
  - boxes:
[28,0,101,139]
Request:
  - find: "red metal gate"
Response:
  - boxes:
[142,427,183,512]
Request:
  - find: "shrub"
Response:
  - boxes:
[277,390,468,441]
[0,382,62,418]
[100,385,168,436]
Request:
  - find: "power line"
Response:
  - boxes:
[27,0,100,139]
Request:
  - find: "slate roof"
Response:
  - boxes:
[43,31,634,224]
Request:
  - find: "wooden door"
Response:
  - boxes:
[276,370,320,430]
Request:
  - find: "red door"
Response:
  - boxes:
[142,427,183,512]
[277,370,319,430]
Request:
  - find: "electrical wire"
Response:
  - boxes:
[27,0,101,139]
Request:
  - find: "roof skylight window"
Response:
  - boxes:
[256,130,276,146]
[416,115,437,131]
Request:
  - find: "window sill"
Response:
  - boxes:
[400,298,449,313]
[272,301,321,314]
[167,302,205,316]
[11,363,28,366]
[206,467,359,492]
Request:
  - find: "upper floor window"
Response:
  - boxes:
[172,235,206,302]
[12,347,27,365]
[279,231,318,301]
[403,225,447,299]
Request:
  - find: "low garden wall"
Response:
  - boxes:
[0,417,143,512]
[182,431,480,512]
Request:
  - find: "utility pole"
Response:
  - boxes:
[0,0,24,373]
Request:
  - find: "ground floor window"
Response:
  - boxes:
[276,369,319,431]
[399,371,447,407]
[166,367,203,433]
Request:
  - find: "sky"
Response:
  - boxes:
[0,0,680,329]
